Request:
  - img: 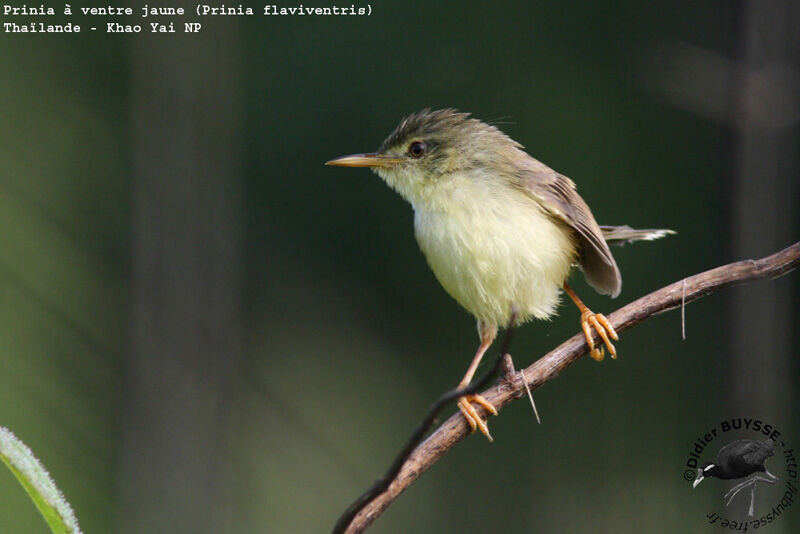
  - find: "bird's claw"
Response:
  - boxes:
[580,310,618,361]
[458,394,498,442]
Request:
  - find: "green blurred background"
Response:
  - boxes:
[0,1,798,532]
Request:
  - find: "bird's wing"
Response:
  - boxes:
[718,439,775,469]
[741,440,776,466]
[717,439,755,459]
[519,167,621,297]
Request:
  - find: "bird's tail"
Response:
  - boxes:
[600,225,675,246]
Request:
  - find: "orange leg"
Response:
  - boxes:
[457,323,499,441]
[563,283,618,361]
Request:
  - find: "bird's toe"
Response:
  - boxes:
[457,395,497,442]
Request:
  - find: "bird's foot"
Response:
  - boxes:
[724,473,776,506]
[580,309,618,361]
[458,394,498,442]
[724,480,752,506]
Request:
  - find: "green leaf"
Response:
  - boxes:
[0,426,82,534]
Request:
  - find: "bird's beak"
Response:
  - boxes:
[325,153,403,168]
[693,472,704,489]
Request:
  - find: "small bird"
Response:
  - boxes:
[693,439,777,516]
[327,109,672,440]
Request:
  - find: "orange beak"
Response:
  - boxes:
[325,153,403,168]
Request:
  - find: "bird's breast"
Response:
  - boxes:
[412,176,577,327]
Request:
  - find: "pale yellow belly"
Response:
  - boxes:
[413,191,577,328]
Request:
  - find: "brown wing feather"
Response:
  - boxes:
[517,163,621,297]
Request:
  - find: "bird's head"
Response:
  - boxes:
[693,462,718,488]
[326,109,523,207]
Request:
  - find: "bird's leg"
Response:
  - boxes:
[457,324,498,441]
[563,282,618,361]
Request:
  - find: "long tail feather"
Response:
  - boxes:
[600,225,675,246]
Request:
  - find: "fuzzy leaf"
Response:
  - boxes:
[0,427,82,534]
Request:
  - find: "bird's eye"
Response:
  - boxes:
[408,141,427,158]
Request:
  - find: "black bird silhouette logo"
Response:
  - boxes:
[693,439,778,517]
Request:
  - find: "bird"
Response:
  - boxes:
[693,439,777,516]
[326,109,673,440]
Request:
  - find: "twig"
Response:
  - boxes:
[330,311,518,534]
[336,241,800,534]
[520,368,541,424]
[681,278,687,340]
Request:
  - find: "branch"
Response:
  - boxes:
[332,313,519,534]
[337,241,800,533]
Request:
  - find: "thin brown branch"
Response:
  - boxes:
[339,241,800,533]
[331,311,518,534]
